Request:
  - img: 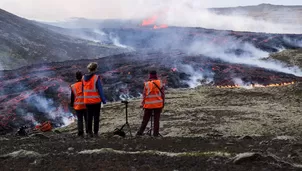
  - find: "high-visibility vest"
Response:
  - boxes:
[35,121,52,132]
[70,82,86,110]
[82,75,101,104]
[143,80,163,109]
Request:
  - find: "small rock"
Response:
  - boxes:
[54,130,61,134]
[113,135,122,139]
[273,136,296,141]
[239,136,254,140]
[30,133,49,140]
[0,137,9,141]
[231,152,261,164]
[68,147,74,151]
[259,141,269,145]
[30,159,43,165]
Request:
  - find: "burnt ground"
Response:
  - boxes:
[0,52,301,133]
[1,134,302,171]
[1,82,302,170]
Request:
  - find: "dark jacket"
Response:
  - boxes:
[83,73,106,104]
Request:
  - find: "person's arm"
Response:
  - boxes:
[70,89,74,107]
[161,85,165,108]
[96,76,106,104]
[141,84,146,107]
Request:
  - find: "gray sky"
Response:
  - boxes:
[0,0,301,21]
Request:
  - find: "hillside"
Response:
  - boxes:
[210,4,302,25]
[0,9,126,70]
[270,48,302,68]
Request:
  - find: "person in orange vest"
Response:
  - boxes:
[70,71,87,137]
[136,70,165,137]
[82,62,106,138]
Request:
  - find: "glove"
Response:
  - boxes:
[102,101,106,105]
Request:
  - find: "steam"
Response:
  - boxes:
[232,78,253,89]
[161,6,302,34]
[109,32,135,50]
[187,38,302,77]
[25,95,75,127]
[13,0,301,34]
[178,64,213,88]
[23,113,39,126]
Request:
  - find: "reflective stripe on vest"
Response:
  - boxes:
[83,74,101,104]
[71,82,86,110]
[143,80,163,109]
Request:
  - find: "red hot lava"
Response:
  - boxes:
[141,10,169,29]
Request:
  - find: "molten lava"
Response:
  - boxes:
[154,24,168,29]
[216,81,296,89]
[141,12,168,29]
[141,15,158,26]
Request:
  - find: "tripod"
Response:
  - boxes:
[119,100,132,137]
[146,112,163,137]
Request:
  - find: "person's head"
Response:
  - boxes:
[76,71,82,81]
[149,70,158,79]
[87,62,98,73]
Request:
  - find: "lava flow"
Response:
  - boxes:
[216,81,296,89]
[141,11,169,29]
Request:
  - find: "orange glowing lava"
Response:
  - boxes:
[141,10,169,29]
[216,81,295,89]
[141,15,158,26]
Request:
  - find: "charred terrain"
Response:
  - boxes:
[1,6,302,171]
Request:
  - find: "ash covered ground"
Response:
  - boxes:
[1,83,302,171]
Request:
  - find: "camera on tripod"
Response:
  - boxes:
[113,100,132,137]
[121,100,129,104]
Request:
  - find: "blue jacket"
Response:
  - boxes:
[83,73,106,104]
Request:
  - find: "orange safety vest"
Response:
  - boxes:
[35,121,52,132]
[70,82,86,110]
[82,75,101,104]
[143,80,164,109]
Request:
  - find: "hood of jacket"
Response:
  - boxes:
[83,73,95,81]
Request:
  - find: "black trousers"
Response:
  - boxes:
[86,103,101,135]
[137,108,161,136]
[75,109,88,136]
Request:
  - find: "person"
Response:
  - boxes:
[82,62,106,137]
[70,71,87,137]
[136,70,165,137]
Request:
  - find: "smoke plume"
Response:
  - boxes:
[186,37,302,77]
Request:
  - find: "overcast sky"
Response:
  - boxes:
[0,0,301,21]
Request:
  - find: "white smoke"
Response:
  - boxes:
[23,112,40,125]
[282,36,302,47]
[232,77,253,89]
[10,0,302,34]
[178,64,213,88]
[25,95,75,126]
[108,32,135,50]
[187,38,302,76]
[161,6,302,34]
